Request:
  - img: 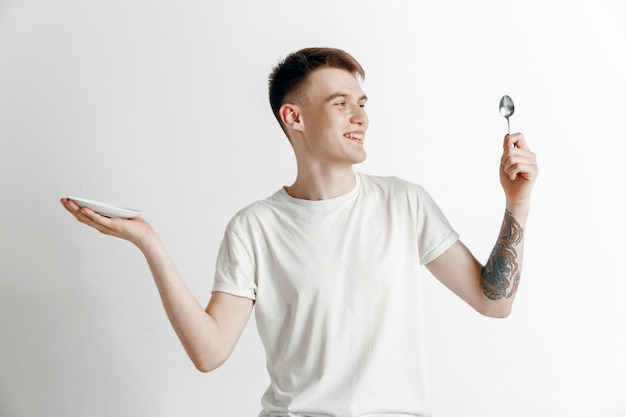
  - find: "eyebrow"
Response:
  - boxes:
[325,93,368,103]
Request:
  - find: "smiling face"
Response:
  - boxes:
[283,67,369,169]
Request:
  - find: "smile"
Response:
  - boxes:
[344,132,364,142]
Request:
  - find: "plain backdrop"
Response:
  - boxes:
[1,1,625,416]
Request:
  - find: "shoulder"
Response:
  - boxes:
[358,172,427,197]
[223,189,287,234]
[358,173,442,217]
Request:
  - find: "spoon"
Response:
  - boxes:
[498,95,515,135]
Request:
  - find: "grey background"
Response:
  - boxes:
[1,1,625,416]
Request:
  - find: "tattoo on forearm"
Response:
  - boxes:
[481,210,524,300]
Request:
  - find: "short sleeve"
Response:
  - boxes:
[212,226,257,300]
[415,186,460,265]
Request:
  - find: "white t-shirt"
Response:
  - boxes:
[212,173,459,417]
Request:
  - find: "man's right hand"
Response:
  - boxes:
[60,197,155,249]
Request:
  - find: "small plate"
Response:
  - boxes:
[67,196,143,219]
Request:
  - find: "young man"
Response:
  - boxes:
[61,47,538,416]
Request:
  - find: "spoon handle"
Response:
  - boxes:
[507,118,510,135]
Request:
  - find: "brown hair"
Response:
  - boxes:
[268,47,365,133]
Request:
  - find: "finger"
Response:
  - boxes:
[60,198,78,212]
[61,198,93,216]
[502,149,536,166]
[501,143,536,164]
[61,199,86,220]
[502,157,539,181]
[80,206,119,230]
[506,163,537,181]
[504,132,530,151]
[62,198,110,227]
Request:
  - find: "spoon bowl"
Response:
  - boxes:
[499,95,515,134]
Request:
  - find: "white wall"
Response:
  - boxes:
[1,1,625,416]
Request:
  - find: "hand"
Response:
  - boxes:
[499,133,538,208]
[60,198,156,248]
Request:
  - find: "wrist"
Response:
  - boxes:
[132,227,160,253]
[505,200,530,224]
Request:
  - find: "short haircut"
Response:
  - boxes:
[268,47,365,134]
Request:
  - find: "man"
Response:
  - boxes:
[61,47,538,416]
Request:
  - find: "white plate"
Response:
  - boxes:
[67,196,143,219]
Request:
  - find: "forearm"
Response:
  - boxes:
[136,235,224,370]
[480,207,527,305]
[60,198,245,370]
[427,133,536,317]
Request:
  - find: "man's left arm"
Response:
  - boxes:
[426,133,538,318]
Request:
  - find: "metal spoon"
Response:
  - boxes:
[498,95,515,135]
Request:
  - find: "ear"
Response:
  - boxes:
[279,103,304,133]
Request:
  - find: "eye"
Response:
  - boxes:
[335,101,347,107]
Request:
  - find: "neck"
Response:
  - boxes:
[285,164,356,200]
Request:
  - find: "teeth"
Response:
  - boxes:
[344,133,363,140]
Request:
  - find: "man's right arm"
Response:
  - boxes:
[60,198,254,372]
[139,234,254,372]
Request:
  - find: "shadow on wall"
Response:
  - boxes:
[0,282,162,416]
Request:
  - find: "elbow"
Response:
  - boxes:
[195,363,219,374]
[475,285,515,318]
[476,303,513,319]
[193,356,226,373]
[483,308,512,319]
[190,349,230,373]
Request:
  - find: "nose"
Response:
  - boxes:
[351,104,368,127]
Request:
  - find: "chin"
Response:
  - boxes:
[354,150,367,164]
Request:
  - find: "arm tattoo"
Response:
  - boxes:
[481,210,524,300]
